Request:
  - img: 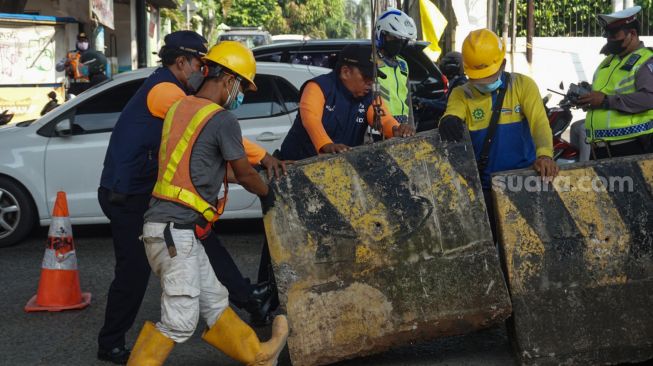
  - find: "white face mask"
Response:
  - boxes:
[77,41,89,51]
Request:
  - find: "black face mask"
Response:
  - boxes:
[604,38,627,55]
[603,31,632,55]
[384,39,408,58]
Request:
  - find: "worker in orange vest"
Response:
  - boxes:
[129,41,287,366]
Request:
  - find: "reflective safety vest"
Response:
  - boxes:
[378,56,409,123]
[67,51,89,82]
[152,96,228,224]
[586,47,653,142]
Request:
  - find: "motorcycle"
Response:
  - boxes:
[543,82,591,164]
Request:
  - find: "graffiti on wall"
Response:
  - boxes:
[0,25,58,85]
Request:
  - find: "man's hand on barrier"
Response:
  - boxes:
[438,115,465,142]
[259,187,276,215]
[260,153,287,180]
[321,143,351,154]
[533,156,559,183]
[577,91,606,109]
[393,124,415,138]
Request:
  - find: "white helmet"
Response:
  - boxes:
[375,9,417,48]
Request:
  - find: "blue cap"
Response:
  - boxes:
[163,31,208,57]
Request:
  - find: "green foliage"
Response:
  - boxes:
[346,0,370,39]
[161,0,359,40]
[497,0,652,37]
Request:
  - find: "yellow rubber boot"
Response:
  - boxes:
[127,321,175,366]
[202,307,289,366]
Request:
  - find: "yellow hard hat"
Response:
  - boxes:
[203,41,257,91]
[462,29,506,80]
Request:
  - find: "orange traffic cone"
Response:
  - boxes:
[25,191,91,312]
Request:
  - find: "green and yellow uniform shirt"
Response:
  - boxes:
[443,72,553,188]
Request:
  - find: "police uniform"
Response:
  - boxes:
[378,56,411,123]
[586,6,653,158]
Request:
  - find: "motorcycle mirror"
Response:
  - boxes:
[559,81,564,90]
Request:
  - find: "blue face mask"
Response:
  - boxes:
[227,91,244,110]
[473,73,503,93]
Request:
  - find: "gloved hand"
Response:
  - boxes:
[438,115,465,142]
[259,187,276,215]
[108,191,128,205]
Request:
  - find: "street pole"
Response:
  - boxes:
[186,6,190,30]
[526,0,533,64]
[136,0,147,68]
[502,0,512,46]
[511,0,518,54]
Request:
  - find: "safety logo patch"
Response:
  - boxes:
[472,108,485,120]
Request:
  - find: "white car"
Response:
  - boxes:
[0,62,329,247]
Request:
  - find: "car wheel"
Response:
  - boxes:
[0,177,36,247]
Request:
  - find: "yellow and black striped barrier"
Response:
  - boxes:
[493,154,653,365]
[264,130,511,366]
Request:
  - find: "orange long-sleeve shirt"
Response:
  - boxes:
[147,82,267,164]
[299,81,399,153]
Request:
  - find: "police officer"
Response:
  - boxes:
[56,32,90,98]
[438,29,558,239]
[128,41,288,366]
[278,43,414,161]
[375,8,417,125]
[578,5,653,159]
[97,31,282,364]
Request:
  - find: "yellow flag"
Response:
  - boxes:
[419,0,448,61]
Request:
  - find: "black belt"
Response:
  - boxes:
[162,219,211,258]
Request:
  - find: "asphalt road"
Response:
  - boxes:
[0,220,525,366]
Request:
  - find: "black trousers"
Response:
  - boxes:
[97,187,253,350]
[591,134,653,160]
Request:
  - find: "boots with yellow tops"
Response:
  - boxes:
[127,321,175,366]
[202,307,289,366]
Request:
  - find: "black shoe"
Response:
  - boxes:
[246,282,273,315]
[97,346,130,364]
[249,310,273,327]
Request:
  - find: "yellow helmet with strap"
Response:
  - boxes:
[462,29,506,79]
[203,41,257,91]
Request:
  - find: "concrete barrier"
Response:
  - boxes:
[263,130,512,366]
[493,154,653,365]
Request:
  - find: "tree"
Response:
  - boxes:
[496,0,652,37]
[224,0,279,27]
[346,0,371,39]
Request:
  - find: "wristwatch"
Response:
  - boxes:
[600,96,610,109]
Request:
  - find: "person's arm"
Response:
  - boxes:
[146,82,186,118]
[242,138,286,179]
[605,57,653,113]
[366,99,399,138]
[519,76,558,181]
[520,76,553,159]
[243,138,267,165]
[230,157,269,197]
[437,87,468,141]
[299,82,335,152]
[216,113,269,197]
[55,57,67,72]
